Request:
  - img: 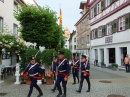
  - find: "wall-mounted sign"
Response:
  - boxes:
[105,36,113,43]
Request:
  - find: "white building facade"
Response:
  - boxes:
[0,0,37,66]
[89,0,130,66]
[69,30,77,59]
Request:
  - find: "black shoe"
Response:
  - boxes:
[51,88,55,92]
[76,90,81,93]
[56,93,62,97]
[61,94,66,97]
[37,93,43,97]
[86,90,90,92]
[72,82,76,85]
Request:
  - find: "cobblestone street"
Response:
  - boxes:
[1,65,130,97]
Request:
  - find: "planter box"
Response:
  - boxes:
[112,66,117,71]
[46,79,53,85]
[101,65,106,68]
[26,80,31,85]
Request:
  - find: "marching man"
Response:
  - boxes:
[76,54,91,93]
[21,55,44,97]
[51,55,58,92]
[71,53,80,84]
[55,51,70,97]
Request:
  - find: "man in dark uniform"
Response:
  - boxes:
[51,55,58,92]
[21,55,44,97]
[55,51,70,97]
[71,53,80,85]
[76,54,91,93]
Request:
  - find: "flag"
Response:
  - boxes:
[59,8,62,26]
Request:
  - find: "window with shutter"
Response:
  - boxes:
[112,19,117,34]
[125,13,130,29]
[94,5,97,16]
[102,25,106,37]
[101,0,104,11]
[95,29,98,38]
[118,16,125,31]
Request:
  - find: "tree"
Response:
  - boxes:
[14,5,63,49]
[60,48,72,60]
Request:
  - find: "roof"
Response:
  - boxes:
[69,30,76,41]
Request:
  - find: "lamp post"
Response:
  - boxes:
[14,51,20,84]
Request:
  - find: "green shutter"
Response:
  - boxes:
[90,31,92,40]
[101,0,104,11]
[94,5,97,16]
[95,28,98,38]
[102,25,106,37]
[112,19,117,34]
[110,0,115,4]
[125,13,130,29]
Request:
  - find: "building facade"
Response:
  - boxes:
[69,30,77,59]
[89,0,130,66]
[75,1,91,58]
[0,0,37,66]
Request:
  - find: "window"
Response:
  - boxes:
[97,2,101,14]
[2,52,10,59]
[87,35,90,43]
[82,37,84,44]
[0,0,4,3]
[119,16,125,31]
[106,0,110,7]
[92,30,96,39]
[0,18,3,33]
[74,38,76,42]
[13,24,18,37]
[98,27,102,37]
[107,23,112,35]
[65,45,67,48]
[74,45,76,50]
[91,8,94,18]
[14,1,18,12]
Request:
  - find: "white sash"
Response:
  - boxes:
[58,59,65,68]
[29,63,37,71]
[73,60,79,65]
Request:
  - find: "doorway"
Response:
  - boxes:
[109,48,115,63]
[121,47,127,65]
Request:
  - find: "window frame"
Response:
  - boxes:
[13,24,18,37]
[98,27,102,37]
[92,30,96,39]
[106,22,112,35]
[97,1,101,14]
[118,16,125,31]
[91,7,94,18]
[0,17,3,33]
[106,0,110,7]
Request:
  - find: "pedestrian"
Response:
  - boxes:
[51,55,58,92]
[124,54,129,72]
[71,53,80,85]
[21,55,44,97]
[55,51,70,97]
[76,54,91,93]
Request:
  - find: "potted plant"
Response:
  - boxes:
[45,73,54,85]
[112,63,118,71]
[101,62,106,68]
[23,73,31,85]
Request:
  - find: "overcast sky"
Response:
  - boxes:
[36,0,82,33]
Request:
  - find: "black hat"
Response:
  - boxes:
[29,55,35,60]
[81,54,87,59]
[53,55,58,59]
[59,51,64,55]
[74,53,79,57]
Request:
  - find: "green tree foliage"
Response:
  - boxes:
[60,48,72,60]
[14,5,63,49]
[42,49,57,68]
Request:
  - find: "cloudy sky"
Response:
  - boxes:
[36,0,82,32]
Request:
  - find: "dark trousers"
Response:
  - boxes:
[72,69,79,83]
[80,74,90,89]
[28,77,42,96]
[125,64,130,72]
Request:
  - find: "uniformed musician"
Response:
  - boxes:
[55,51,70,97]
[71,53,80,85]
[21,55,44,97]
[51,55,58,92]
[76,54,91,93]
